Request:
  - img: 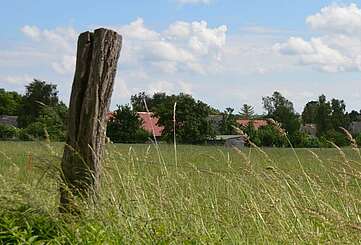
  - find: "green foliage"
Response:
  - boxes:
[152,93,214,144]
[36,106,66,141]
[348,110,361,122]
[219,108,237,135]
[325,129,349,147]
[356,133,361,146]
[239,104,255,119]
[107,105,150,143]
[0,89,22,116]
[330,98,349,129]
[257,125,287,147]
[19,122,46,141]
[315,95,334,136]
[17,79,60,128]
[302,101,318,124]
[0,125,19,140]
[262,91,300,136]
[290,132,320,148]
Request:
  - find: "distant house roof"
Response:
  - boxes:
[137,112,164,137]
[237,119,269,129]
[301,123,317,136]
[0,115,18,127]
[214,135,243,140]
[107,111,164,137]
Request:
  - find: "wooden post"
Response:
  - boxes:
[60,28,122,211]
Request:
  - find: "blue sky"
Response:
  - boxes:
[1,0,361,113]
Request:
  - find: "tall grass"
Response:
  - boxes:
[1,141,361,243]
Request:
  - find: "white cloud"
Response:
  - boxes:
[306,3,361,35]
[21,25,41,40]
[21,25,78,75]
[116,18,227,75]
[147,80,193,95]
[1,75,33,85]
[275,3,361,72]
[51,55,76,75]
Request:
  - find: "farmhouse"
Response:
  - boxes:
[107,111,164,137]
[137,112,164,137]
[208,135,245,148]
[237,119,269,129]
[0,115,18,127]
[300,123,317,136]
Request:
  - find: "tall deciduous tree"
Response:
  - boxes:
[0,89,22,116]
[315,95,332,136]
[153,93,214,144]
[106,105,150,143]
[17,79,59,128]
[220,107,237,135]
[302,101,318,124]
[262,91,300,137]
[330,98,348,129]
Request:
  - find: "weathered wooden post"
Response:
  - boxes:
[60,28,122,211]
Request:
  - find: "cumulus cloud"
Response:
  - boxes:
[306,3,361,35]
[116,18,227,74]
[274,3,361,72]
[147,80,193,95]
[1,74,33,85]
[21,25,77,75]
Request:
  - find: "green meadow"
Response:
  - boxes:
[1,141,361,243]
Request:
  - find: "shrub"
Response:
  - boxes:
[0,124,19,140]
[325,129,349,147]
[19,122,46,141]
[356,133,361,147]
[289,132,320,148]
[258,125,287,147]
[303,135,320,148]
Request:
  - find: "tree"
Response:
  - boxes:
[315,95,332,136]
[348,110,361,122]
[17,79,59,128]
[262,91,300,137]
[239,104,255,119]
[153,93,214,144]
[220,107,237,135]
[0,89,22,116]
[257,125,287,147]
[302,101,318,124]
[106,105,150,143]
[330,98,349,129]
[131,92,153,111]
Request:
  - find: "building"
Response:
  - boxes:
[300,123,317,136]
[107,111,164,137]
[350,121,361,136]
[237,119,269,129]
[209,135,245,148]
[137,112,164,137]
[0,115,18,127]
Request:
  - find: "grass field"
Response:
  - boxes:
[1,141,361,243]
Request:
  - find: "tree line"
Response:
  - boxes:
[1,80,361,147]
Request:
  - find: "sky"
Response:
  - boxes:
[1,0,361,114]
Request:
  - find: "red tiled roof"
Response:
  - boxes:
[107,111,164,137]
[237,119,269,129]
[137,112,164,137]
